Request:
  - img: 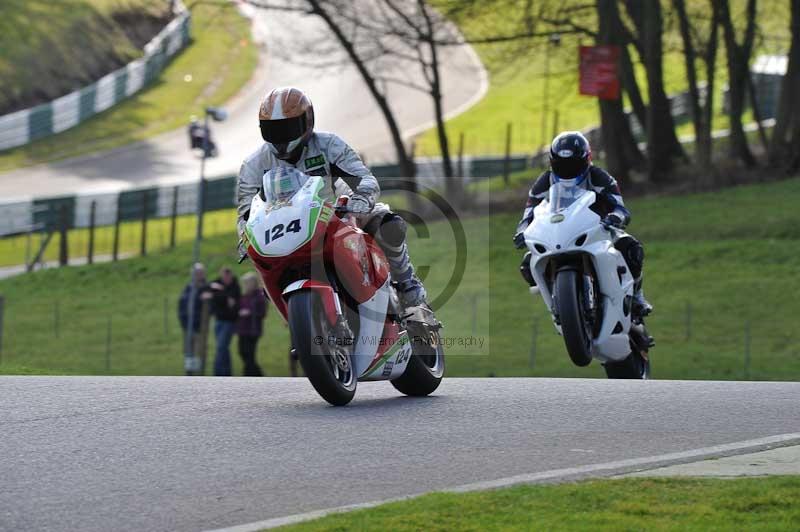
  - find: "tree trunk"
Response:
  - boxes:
[595,0,645,183]
[308,0,416,183]
[619,45,647,134]
[717,0,757,168]
[418,0,457,204]
[769,0,800,169]
[640,0,686,183]
[673,0,718,178]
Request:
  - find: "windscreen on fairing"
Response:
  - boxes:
[262,168,310,208]
[548,179,588,213]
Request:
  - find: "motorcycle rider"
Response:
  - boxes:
[237,86,428,309]
[513,131,653,317]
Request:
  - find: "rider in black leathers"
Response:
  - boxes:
[513,131,653,317]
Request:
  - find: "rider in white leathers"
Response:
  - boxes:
[236,87,427,308]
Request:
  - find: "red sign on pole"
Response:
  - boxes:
[579,45,621,100]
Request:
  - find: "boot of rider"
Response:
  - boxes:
[632,275,653,317]
[383,241,427,309]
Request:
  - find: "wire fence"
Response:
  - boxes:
[0,290,796,380]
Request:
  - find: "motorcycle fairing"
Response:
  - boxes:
[245,177,326,258]
[524,190,634,361]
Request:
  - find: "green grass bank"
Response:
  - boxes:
[0,177,798,379]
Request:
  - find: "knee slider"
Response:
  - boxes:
[378,213,407,248]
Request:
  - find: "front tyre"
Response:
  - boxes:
[391,329,445,397]
[288,291,356,406]
[555,270,593,367]
[603,351,650,379]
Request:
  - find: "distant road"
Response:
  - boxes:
[0,6,486,201]
[1,377,798,531]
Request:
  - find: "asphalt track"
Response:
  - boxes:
[1,377,798,531]
[0,4,486,201]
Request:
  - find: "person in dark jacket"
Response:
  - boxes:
[209,266,241,376]
[236,272,267,376]
[513,131,652,317]
[178,263,212,365]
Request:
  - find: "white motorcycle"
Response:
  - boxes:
[521,181,652,379]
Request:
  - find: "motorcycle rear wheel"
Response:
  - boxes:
[555,270,593,367]
[391,329,445,397]
[288,291,356,406]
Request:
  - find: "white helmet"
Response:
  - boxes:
[258,87,315,161]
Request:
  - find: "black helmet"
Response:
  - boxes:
[550,131,591,180]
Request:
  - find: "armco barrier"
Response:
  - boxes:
[0,6,191,151]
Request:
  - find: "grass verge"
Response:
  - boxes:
[0,177,798,378]
[0,1,257,171]
[273,476,800,531]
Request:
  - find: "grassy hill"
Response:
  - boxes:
[0,0,257,170]
[0,0,171,114]
[0,177,798,379]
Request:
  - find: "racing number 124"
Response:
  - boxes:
[265,219,301,244]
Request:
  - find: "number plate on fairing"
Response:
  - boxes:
[246,177,326,257]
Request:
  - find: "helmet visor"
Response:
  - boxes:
[260,116,307,144]
[551,157,588,180]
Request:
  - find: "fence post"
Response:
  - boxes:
[457,132,465,178]
[471,294,478,335]
[685,301,692,341]
[744,320,751,379]
[112,201,121,262]
[0,295,4,362]
[58,205,69,266]
[25,230,32,268]
[170,185,179,249]
[54,300,60,338]
[87,201,96,265]
[105,315,112,373]
[503,123,512,187]
[140,190,149,257]
[198,178,207,241]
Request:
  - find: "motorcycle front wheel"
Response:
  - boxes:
[555,269,593,367]
[603,351,650,379]
[288,291,356,406]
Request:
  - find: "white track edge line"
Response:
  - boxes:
[205,432,800,532]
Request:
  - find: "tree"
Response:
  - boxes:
[245,0,417,184]
[625,0,687,183]
[673,0,721,178]
[595,0,645,182]
[716,0,758,167]
[769,0,800,171]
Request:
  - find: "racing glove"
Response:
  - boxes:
[513,231,526,249]
[601,212,625,230]
[348,192,374,214]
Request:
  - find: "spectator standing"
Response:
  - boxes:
[210,266,241,376]
[178,263,212,370]
[236,272,267,376]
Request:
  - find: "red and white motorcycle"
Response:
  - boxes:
[242,170,444,405]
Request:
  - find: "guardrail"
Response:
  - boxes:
[0,6,191,151]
